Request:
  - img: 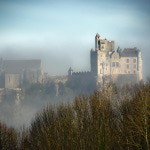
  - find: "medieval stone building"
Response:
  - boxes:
[69,33,142,87]
[0,59,43,89]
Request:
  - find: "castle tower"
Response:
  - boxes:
[95,33,101,51]
[91,33,115,87]
[0,58,3,72]
[137,50,142,81]
[90,49,98,85]
[68,67,73,76]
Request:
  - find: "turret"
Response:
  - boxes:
[0,58,3,72]
[137,50,142,81]
[117,46,122,57]
[95,33,100,51]
[68,67,73,76]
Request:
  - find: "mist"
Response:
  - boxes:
[0,35,92,75]
[0,34,149,79]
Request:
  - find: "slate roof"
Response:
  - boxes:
[121,48,139,57]
[3,59,41,74]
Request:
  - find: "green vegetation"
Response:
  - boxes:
[24,81,73,97]
[0,82,150,149]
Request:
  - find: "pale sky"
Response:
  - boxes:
[0,0,150,79]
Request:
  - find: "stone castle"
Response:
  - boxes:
[0,33,143,90]
[0,33,143,102]
[69,33,142,87]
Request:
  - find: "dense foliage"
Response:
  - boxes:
[0,82,150,150]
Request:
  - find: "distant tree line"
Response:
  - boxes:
[0,81,150,149]
[24,81,69,96]
[24,76,96,99]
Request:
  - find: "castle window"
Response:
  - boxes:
[112,62,115,67]
[133,64,136,69]
[98,41,100,49]
[100,69,102,74]
[127,64,129,69]
[112,62,119,67]
[116,62,119,67]
[9,76,11,83]
[133,59,136,63]
[126,59,129,63]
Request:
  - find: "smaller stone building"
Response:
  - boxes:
[0,58,43,89]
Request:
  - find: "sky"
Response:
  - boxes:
[0,0,150,79]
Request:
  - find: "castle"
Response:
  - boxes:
[0,33,143,100]
[0,33,143,90]
[69,33,142,87]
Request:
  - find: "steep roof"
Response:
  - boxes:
[110,51,119,57]
[121,48,139,57]
[96,33,100,37]
[3,59,41,74]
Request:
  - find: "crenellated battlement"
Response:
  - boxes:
[72,71,91,75]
